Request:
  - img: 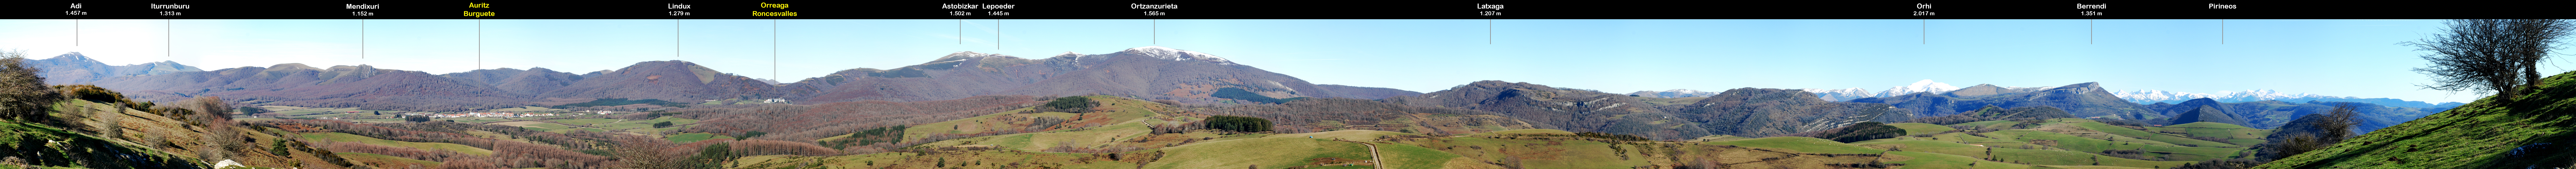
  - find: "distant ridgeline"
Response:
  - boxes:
[36,47,1423,111]
[2113,89,2465,108]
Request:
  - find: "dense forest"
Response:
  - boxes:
[1201,116,1271,132]
[1794,122,1906,143]
[1189,97,1536,135]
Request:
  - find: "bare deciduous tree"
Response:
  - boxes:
[2266,103,2363,160]
[2411,19,2575,99]
[2312,103,2362,143]
[191,96,233,120]
[612,135,679,169]
[0,49,62,123]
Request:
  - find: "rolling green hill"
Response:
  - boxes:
[2257,71,2576,169]
[300,132,496,156]
[1888,122,1961,135]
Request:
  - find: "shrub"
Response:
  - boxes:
[54,84,126,104]
[269,141,293,156]
[2192,136,2231,143]
[1818,122,1907,143]
[1039,96,1096,113]
[653,121,675,128]
[239,106,270,116]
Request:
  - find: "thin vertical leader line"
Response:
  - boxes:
[773,19,778,82]
[958,19,963,44]
[1488,19,1493,44]
[678,19,681,57]
[996,19,1001,50]
[478,19,482,70]
[2221,19,2226,44]
[362,19,366,59]
[1152,19,1156,44]
[167,19,171,57]
[2089,19,2094,44]
[1922,19,1926,44]
[75,19,78,46]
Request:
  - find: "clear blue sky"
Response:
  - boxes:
[0,19,2548,103]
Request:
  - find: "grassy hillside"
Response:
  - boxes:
[899,96,1180,151]
[1686,135,1753,142]
[2257,71,2576,169]
[300,132,497,156]
[1463,129,1578,136]
[1373,143,1461,169]
[0,122,206,169]
[1144,137,1377,169]
[1707,137,1886,154]
[1889,123,1960,135]
[18,95,377,169]
[736,126,2226,169]
[1271,130,1423,141]
[722,97,2265,169]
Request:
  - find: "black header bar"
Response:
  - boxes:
[13,1,2542,19]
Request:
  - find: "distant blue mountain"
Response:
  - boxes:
[2113,89,2462,108]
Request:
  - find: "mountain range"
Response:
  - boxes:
[37,46,1418,111]
[1857,82,2168,120]
[1875,79,1959,97]
[2141,98,2447,133]
[2115,89,2464,108]
[1797,88,1873,101]
[34,46,2450,138]
[1384,80,1713,140]
[1623,89,1716,98]
[1662,88,1909,137]
[30,52,201,84]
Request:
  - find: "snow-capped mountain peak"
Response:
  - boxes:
[2111,90,2217,104]
[1876,79,1961,97]
[2215,89,2318,99]
[1801,88,1874,101]
[1122,46,1236,65]
[2112,89,2322,104]
[927,51,1021,64]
